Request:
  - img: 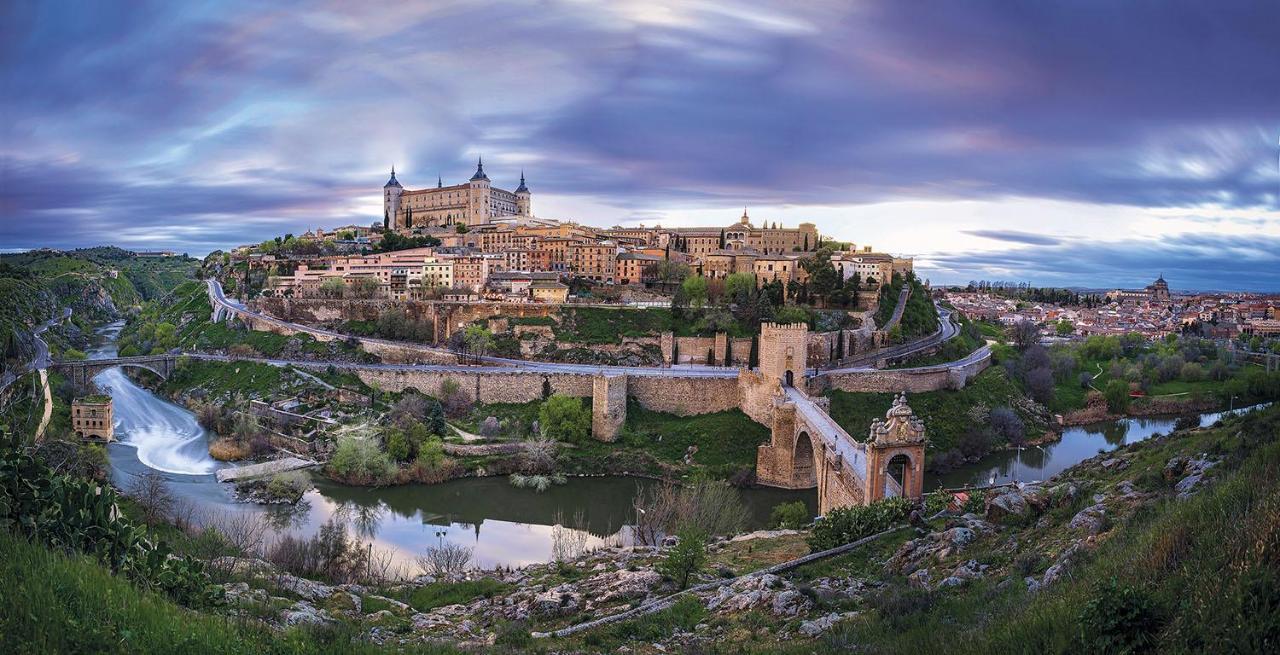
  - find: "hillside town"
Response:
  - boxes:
[232,163,912,305]
[944,276,1280,342]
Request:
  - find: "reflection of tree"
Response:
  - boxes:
[335,501,386,539]
[1100,422,1130,446]
[264,499,312,531]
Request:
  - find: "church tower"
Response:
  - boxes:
[383,167,404,229]
[467,157,490,226]
[515,170,531,216]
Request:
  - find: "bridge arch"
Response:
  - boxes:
[792,430,816,488]
[883,453,914,498]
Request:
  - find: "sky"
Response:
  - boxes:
[2,0,1278,291]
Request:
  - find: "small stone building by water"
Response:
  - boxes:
[72,395,114,442]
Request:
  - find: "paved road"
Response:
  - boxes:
[0,307,71,396]
[208,278,974,378]
[822,306,962,372]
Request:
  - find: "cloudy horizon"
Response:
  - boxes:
[2,1,1278,290]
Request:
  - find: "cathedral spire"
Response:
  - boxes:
[470,156,489,182]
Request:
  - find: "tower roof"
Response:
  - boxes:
[383,166,402,188]
[470,156,489,182]
[515,170,529,193]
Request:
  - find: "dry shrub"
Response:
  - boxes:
[551,509,592,562]
[416,541,474,577]
[209,437,251,461]
[130,471,174,526]
[632,481,749,546]
[227,343,257,357]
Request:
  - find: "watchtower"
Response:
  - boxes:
[759,322,808,387]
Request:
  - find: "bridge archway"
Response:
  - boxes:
[884,453,913,498]
[792,431,817,488]
[784,370,794,387]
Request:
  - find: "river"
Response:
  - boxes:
[95,321,1265,569]
[92,322,813,569]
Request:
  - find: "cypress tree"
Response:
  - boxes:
[672,339,680,366]
[803,234,809,251]
[707,347,715,366]
[836,332,845,360]
[748,335,759,369]
[724,338,733,366]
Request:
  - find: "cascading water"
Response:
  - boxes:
[90,322,219,476]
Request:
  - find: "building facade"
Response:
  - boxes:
[383,159,531,229]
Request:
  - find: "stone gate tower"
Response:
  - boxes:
[866,394,926,501]
[759,322,808,387]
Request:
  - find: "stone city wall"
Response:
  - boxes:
[812,350,991,394]
[347,367,739,417]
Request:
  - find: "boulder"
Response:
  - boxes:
[281,600,331,626]
[985,491,1030,522]
[273,573,336,602]
[1068,504,1107,535]
[799,611,859,637]
[531,585,579,617]
[770,589,811,617]
[907,568,931,589]
[1174,473,1203,498]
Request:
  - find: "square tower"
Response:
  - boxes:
[759,322,808,386]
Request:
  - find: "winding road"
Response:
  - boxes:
[207,279,972,378]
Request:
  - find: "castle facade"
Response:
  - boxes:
[383,158,531,230]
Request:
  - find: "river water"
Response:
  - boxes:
[95,321,1265,569]
[92,322,813,569]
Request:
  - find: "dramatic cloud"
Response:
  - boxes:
[1,0,1277,288]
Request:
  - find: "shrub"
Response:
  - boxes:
[870,586,935,628]
[538,394,591,444]
[328,435,395,485]
[130,471,174,526]
[415,541,473,577]
[264,471,309,503]
[657,528,707,589]
[1104,379,1131,413]
[266,519,372,584]
[808,497,912,551]
[208,437,250,461]
[989,406,1025,445]
[769,501,811,529]
[632,481,750,546]
[1077,579,1162,653]
[384,428,412,462]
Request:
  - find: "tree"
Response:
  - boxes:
[748,335,759,369]
[538,394,591,443]
[724,272,756,300]
[1011,319,1040,351]
[463,325,494,363]
[1104,379,1131,413]
[320,277,346,298]
[658,528,707,590]
[347,277,380,299]
[681,276,708,308]
[989,407,1025,445]
[1055,320,1074,336]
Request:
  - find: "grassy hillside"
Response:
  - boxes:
[875,272,939,338]
[826,367,1046,471]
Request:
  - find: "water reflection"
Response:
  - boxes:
[928,403,1270,490]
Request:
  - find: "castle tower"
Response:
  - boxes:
[515,170,531,216]
[865,394,926,501]
[467,156,490,226]
[383,167,404,229]
[758,322,808,387]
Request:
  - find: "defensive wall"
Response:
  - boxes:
[810,349,991,394]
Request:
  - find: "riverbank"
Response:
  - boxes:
[15,398,1272,654]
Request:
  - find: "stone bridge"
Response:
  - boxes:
[52,355,179,386]
[750,324,926,514]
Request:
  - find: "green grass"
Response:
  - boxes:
[162,359,290,400]
[0,531,471,655]
[402,579,511,613]
[826,367,1032,455]
[796,406,1280,654]
[573,595,707,651]
[554,307,675,344]
[613,400,770,477]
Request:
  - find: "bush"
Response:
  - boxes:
[657,528,707,589]
[1077,579,1162,653]
[808,497,912,551]
[327,435,395,485]
[989,406,1025,445]
[870,586,935,628]
[1104,379,1131,413]
[769,501,811,529]
[264,471,309,503]
[538,394,591,444]
[415,541,473,577]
